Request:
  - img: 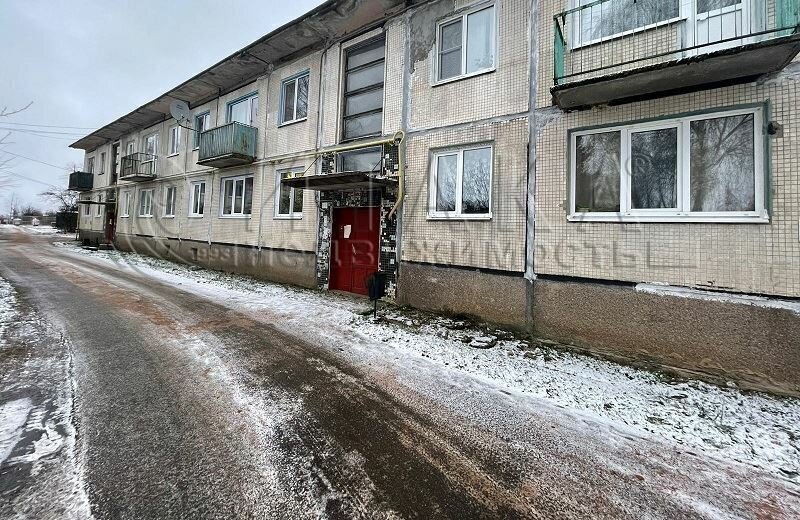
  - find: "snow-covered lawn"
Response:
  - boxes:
[53,241,800,483]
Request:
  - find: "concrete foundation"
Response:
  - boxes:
[397,261,529,328]
[533,277,800,397]
[78,229,105,246]
[114,234,317,288]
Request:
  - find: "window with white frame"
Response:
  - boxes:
[228,94,258,126]
[220,175,254,217]
[126,140,135,156]
[164,186,177,217]
[120,191,131,217]
[572,0,681,47]
[168,125,181,156]
[99,152,106,175]
[193,112,210,148]
[275,169,304,218]
[143,133,159,174]
[95,194,103,216]
[436,3,496,82]
[189,181,206,216]
[429,145,493,218]
[280,72,310,125]
[570,107,765,222]
[139,189,154,217]
[86,156,95,174]
[83,197,91,216]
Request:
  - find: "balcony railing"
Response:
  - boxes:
[68,171,93,191]
[553,0,800,108]
[119,152,157,181]
[197,122,257,168]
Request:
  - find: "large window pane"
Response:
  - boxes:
[278,174,292,215]
[438,50,462,80]
[244,177,253,215]
[697,0,739,13]
[296,75,309,119]
[292,184,303,213]
[462,147,491,214]
[690,114,755,212]
[435,154,457,212]
[579,0,680,42]
[345,88,384,117]
[631,128,678,209]
[282,80,296,123]
[440,20,462,52]
[466,7,494,73]
[223,180,233,214]
[343,112,383,140]
[229,99,251,125]
[234,180,244,213]
[346,39,385,70]
[340,148,382,172]
[575,132,621,212]
[346,62,384,92]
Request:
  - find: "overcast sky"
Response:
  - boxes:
[0,0,324,212]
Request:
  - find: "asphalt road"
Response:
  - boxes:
[1,227,798,519]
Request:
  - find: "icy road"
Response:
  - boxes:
[1,226,798,519]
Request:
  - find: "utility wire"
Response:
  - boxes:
[0,126,86,136]
[0,150,69,170]
[0,121,96,130]
[0,167,61,188]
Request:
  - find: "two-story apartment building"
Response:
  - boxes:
[70,0,800,395]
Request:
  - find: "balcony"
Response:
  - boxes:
[68,171,93,192]
[119,153,157,181]
[197,122,257,168]
[553,0,800,109]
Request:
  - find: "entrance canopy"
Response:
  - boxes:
[282,172,397,191]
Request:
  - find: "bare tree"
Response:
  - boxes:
[40,187,78,213]
[20,204,43,217]
[0,102,34,189]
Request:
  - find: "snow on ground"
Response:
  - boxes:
[0,273,92,518]
[54,242,800,483]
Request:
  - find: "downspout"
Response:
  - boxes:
[256,71,272,253]
[525,0,540,330]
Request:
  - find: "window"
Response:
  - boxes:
[189,181,206,216]
[193,112,210,148]
[168,125,181,156]
[83,198,90,216]
[164,186,177,217]
[220,175,254,217]
[573,0,681,47]
[120,191,131,217]
[280,72,310,125]
[95,194,103,217]
[143,133,159,174]
[275,169,304,218]
[139,189,154,217]
[570,107,765,222]
[99,152,106,175]
[436,4,496,82]
[86,156,95,174]
[429,145,493,219]
[342,38,385,141]
[228,94,258,126]
[126,141,135,156]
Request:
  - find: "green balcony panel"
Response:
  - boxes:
[197,122,258,168]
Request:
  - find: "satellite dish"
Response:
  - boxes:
[169,100,191,124]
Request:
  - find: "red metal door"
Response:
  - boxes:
[104,209,116,244]
[330,207,380,295]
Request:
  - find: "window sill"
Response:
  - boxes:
[138,215,153,219]
[167,153,180,158]
[567,213,770,224]
[274,215,303,220]
[187,214,205,219]
[120,215,130,218]
[163,215,175,219]
[278,117,308,128]
[432,67,495,87]
[219,215,252,219]
[427,213,492,221]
